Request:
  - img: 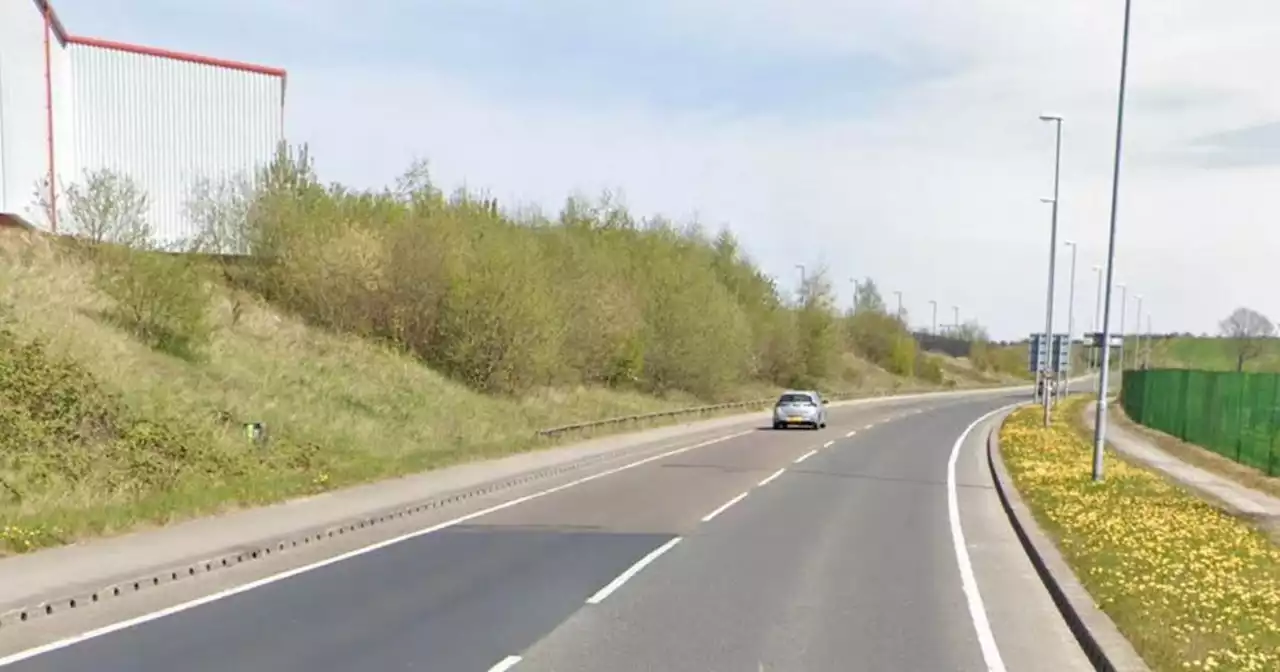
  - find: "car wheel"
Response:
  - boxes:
[773,422,784,430]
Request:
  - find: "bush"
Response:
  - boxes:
[93,249,215,360]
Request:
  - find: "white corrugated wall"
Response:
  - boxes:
[68,43,284,249]
[0,0,56,223]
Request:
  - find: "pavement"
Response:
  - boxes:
[1085,402,1280,521]
[0,387,1095,671]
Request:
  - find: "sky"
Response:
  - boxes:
[50,0,1280,340]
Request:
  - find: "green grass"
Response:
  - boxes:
[1148,336,1280,372]
[1002,397,1280,671]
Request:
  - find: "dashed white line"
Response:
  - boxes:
[845,430,858,438]
[823,440,834,448]
[0,429,754,668]
[701,491,751,522]
[794,449,819,464]
[586,537,683,604]
[863,423,875,430]
[488,655,523,672]
[758,468,787,487]
[947,404,1020,672]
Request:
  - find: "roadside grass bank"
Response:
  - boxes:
[0,230,1010,556]
[1000,397,1280,671]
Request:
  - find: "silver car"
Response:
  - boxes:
[772,390,827,430]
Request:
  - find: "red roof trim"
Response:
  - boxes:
[32,0,287,80]
[66,36,287,79]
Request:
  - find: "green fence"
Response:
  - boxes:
[1122,369,1280,476]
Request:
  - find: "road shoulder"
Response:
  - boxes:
[954,406,1095,672]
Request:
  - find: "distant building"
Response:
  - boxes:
[0,0,286,247]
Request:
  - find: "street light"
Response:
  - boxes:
[894,291,904,321]
[1091,265,1103,389]
[1134,294,1143,373]
[929,300,938,334]
[953,305,960,334]
[1063,240,1078,398]
[1091,0,1136,483]
[1039,113,1064,427]
[1118,284,1129,373]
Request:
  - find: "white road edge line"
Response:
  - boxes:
[585,537,683,604]
[822,440,834,448]
[845,430,857,437]
[793,449,818,464]
[700,491,751,522]
[757,468,787,487]
[0,430,755,668]
[947,403,1020,672]
[488,655,523,672]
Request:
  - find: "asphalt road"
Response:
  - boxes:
[0,391,1091,672]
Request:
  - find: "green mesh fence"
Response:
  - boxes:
[1121,369,1280,476]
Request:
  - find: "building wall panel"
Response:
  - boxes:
[0,0,56,223]
[69,43,283,248]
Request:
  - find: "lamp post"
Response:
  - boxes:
[953,305,960,334]
[929,300,938,334]
[1091,265,1103,388]
[1118,284,1129,373]
[894,291,904,321]
[1038,114,1064,427]
[1063,240,1078,398]
[1134,294,1143,373]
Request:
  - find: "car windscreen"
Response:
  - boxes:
[777,394,815,405]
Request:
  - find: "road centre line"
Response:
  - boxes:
[701,492,751,523]
[488,655,522,672]
[585,537,683,604]
[757,468,787,487]
[823,440,834,448]
[794,449,818,464]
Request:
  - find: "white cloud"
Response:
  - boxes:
[52,0,1280,338]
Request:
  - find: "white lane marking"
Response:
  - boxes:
[822,440,834,448]
[0,430,754,668]
[845,430,857,438]
[947,403,1020,672]
[863,423,875,430]
[794,449,818,464]
[489,655,523,672]
[585,537,683,604]
[700,491,751,522]
[757,468,787,487]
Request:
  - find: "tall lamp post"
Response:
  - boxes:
[952,306,960,334]
[1092,0,1136,483]
[1038,114,1064,427]
[894,291,904,321]
[1117,284,1129,373]
[929,300,938,334]
[1134,294,1143,372]
[1063,240,1078,398]
[1091,265,1103,387]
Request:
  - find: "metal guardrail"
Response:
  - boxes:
[534,387,923,438]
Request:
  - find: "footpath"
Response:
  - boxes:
[1083,401,1280,533]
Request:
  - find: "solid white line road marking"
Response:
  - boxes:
[700,491,751,522]
[794,449,818,464]
[845,430,857,437]
[757,468,787,487]
[489,655,523,672]
[586,537,683,604]
[947,403,1020,672]
[0,430,755,668]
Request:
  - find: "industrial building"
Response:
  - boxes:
[0,0,286,247]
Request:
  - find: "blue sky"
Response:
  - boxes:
[47,0,1280,339]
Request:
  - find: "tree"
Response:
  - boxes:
[853,277,886,314]
[1218,307,1275,371]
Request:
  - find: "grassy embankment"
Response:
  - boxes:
[1000,397,1280,671]
[1147,336,1280,372]
[0,147,1029,554]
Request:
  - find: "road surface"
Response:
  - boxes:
[0,391,1091,671]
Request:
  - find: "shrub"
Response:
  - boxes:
[93,249,215,360]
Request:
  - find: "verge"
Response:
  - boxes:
[986,407,1150,672]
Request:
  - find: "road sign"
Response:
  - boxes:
[1029,333,1071,374]
[1083,332,1124,348]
